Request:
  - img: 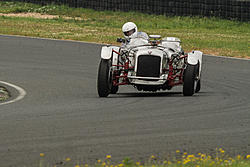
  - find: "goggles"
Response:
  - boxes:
[124,28,135,36]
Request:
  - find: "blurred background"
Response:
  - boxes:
[6,0,250,21]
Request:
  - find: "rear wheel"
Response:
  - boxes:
[183,64,199,96]
[97,59,112,97]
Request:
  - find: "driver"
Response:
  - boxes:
[122,22,149,40]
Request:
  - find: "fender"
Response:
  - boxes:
[187,51,203,78]
[101,46,120,65]
[187,51,203,65]
[101,46,112,59]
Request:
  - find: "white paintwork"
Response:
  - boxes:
[187,51,203,65]
[134,48,164,73]
[128,76,167,85]
[101,46,112,59]
[0,81,27,105]
[100,46,120,61]
[128,48,166,85]
[163,37,181,42]
[149,35,161,39]
[161,37,182,52]
[187,51,203,78]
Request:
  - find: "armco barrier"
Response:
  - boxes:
[7,0,250,21]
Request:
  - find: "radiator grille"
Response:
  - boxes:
[136,55,161,77]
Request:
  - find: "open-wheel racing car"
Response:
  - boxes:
[97,35,203,97]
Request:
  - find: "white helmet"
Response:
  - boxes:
[122,22,138,39]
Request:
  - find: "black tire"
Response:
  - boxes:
[195,80,201,93]
[183,64,198,96]
[110,85,119,94]
[194,63,201,93]
[97,59,112,97]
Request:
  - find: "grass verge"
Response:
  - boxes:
[38,149,250,167]
[0,1,249,58]
[0,86,10,101]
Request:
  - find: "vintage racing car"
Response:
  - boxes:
[97,35,203,97]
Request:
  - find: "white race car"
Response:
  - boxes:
[97,35,203,97]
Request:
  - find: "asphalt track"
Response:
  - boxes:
[0,35,250,167]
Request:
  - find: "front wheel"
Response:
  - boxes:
[183,64,199,96]
[195,79,201,93]
[110,85,119,94]
[97,59,112,97]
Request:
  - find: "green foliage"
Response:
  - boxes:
[123,158,134,167]
[0,87,10,101]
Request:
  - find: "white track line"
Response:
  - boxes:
[0,81,27,105]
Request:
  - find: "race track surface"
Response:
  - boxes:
[0,35,250,166]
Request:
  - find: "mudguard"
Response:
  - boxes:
[101,46,120,65]
[187,51,203,65]
[187,51,203,78]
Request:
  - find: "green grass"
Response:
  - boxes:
[0,1,249,58]
[0,86,10,101]
[38,151,250,167]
